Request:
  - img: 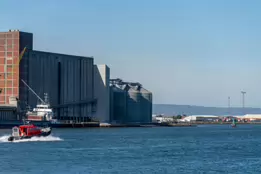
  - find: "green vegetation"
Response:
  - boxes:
[173,114,186,120]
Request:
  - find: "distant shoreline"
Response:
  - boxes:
[153,104,261,116]
[150,122,261,127]
[191,122,261,125]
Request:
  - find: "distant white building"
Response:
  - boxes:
[153,115,174,123]
[238,114,261,121]
[180,115,220,122]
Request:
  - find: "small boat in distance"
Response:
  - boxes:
[8,121,52,142]
[231,118,237,128]
[26,93,54,122]
[20,79,54,122]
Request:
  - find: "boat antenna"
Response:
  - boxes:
[20,79,46,104]
[44,93,49,104]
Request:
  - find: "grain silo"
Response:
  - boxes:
[110,79,153,124]
[126,83,152,123]
[140,87,153,123]
[110,83,127,123]
[126,83,142,123]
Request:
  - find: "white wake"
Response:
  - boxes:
[0,134,63,143]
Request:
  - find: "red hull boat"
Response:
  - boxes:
[8,123,52,141]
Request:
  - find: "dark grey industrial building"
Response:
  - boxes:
[19,50,96,122]
[110,79,153,124]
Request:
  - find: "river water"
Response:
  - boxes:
[1,125,261,174]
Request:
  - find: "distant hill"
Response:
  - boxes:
[153,104,261,116]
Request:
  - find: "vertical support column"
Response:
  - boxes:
[228,96,230,115]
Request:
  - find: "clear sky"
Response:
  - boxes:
[1,0,261,107]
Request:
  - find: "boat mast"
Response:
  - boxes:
[20,79,46,104]
[44,93,50,105]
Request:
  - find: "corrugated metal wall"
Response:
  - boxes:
[20,50,95,122]
[110,85,127,123]
[0,107,17,120]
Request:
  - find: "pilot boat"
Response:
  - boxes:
[8,122,52,141]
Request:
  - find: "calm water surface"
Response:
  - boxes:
[1,125,261,174]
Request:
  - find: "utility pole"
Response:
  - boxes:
[228,96,230,115]
[241,91,246,115]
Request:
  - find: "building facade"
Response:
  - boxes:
[20,50,96,122]
[93,64,110,122]
[0,30,32,106]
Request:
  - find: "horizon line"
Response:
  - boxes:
[153,103,261,109]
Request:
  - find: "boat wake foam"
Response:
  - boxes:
[0,134,63,143]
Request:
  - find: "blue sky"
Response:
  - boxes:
[1,0,261,107]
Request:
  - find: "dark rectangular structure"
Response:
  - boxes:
[20,50,95,122]
[0,106,17,120]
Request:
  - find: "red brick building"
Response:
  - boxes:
[0,30,32,106]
